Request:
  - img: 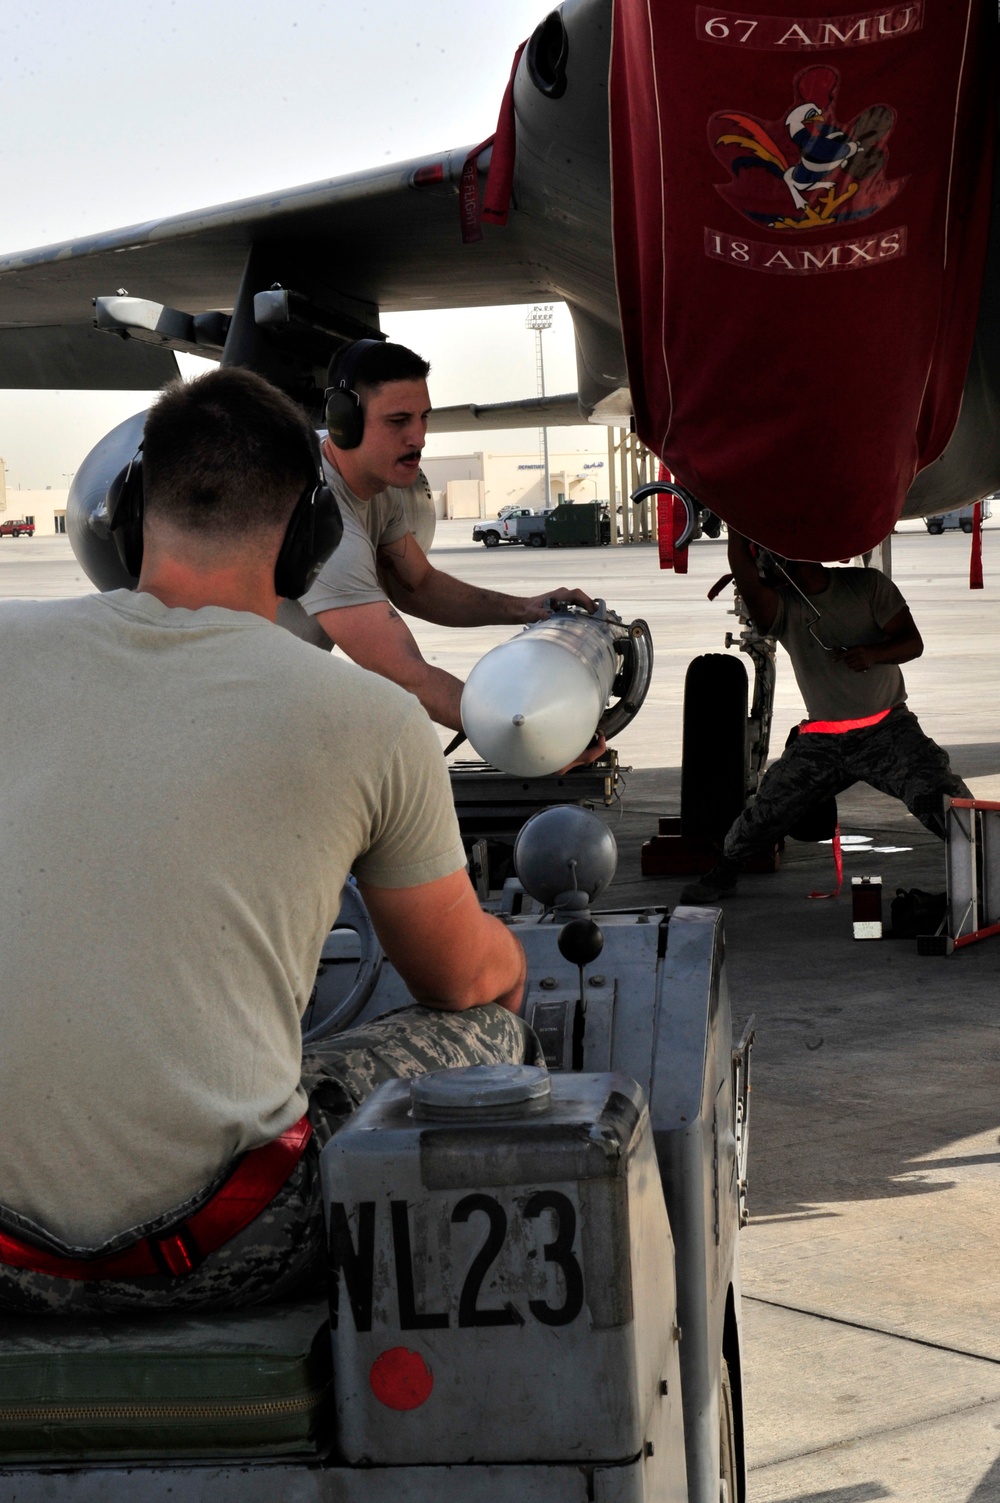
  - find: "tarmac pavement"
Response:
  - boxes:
[3,526,998,1501]
[355,521,1000,1502]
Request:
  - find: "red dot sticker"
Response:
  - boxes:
[369,1347,434,1411]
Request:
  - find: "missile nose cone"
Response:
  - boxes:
[461,635,605,777]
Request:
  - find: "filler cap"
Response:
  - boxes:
[410,1064,552,1120]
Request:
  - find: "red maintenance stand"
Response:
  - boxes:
[918,798,1000,955]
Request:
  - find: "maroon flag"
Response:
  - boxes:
[610,1,997,558]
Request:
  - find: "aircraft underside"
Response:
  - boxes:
[0,0,997,557]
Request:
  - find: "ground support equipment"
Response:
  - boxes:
[452,750,625,890]
[918,797,1000,954]
[0,905,748,1503]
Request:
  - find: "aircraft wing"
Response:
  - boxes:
[426,395,585,433]
[8,0,996,549]
[0,325,180,391]
[0,147,557,390]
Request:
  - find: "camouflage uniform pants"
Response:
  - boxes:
[0,1003,538,1315]
[723,705,970,864]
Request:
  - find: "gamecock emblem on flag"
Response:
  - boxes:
[709,65,904,231]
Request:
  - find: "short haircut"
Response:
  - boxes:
[142,368,319,537]
[330,341,430,397]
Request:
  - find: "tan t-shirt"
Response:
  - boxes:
[770,567,908,721]
[299,459,412,615]
[0,590,465,1246]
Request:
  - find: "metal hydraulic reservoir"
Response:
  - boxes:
[321,1065,687,1493]
[460,600,652,776]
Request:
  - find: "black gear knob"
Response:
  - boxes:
[557,918,605,969]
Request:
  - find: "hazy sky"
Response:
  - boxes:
[0,0,597,489]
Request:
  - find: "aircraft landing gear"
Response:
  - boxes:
[642,584,778,877]
[681,654,749,844]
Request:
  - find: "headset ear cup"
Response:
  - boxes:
[274,485,344,600]
[324,389,364,450]
[324,337,382,449]
[107,454,145,581]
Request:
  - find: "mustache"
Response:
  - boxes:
[399,448,422,462]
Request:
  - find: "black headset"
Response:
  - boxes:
[107,448,344,601]
[323,338,381,450]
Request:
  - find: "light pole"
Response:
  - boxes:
[525,305,554,508]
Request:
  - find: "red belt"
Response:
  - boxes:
[799,708,892,735]
[796,709,891,899]
[0,1116,312,1281]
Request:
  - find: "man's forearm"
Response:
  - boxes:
[834,607,924,673]
[409,663,464,731]
[870,634,922,666]
[390,566,529,628]
[838,633,923,672]
[314,600,465,731]
[417,919,527,1015]
[372,642,464,728]
[358,874,529,1017]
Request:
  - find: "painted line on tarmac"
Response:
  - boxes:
[746,1295,1000,1367]
[747,1393,1000,1481]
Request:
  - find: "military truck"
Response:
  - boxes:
[545,500,610,547]
[924,497,993,533]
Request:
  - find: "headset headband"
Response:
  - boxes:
[332,338,382,396]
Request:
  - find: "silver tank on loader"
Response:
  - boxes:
[461,600,653,776]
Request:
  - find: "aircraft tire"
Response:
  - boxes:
[720,1356,738,1503]
[680,653,748,842]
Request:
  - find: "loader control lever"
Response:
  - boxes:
[558,917,604,1069]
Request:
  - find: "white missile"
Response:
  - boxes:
[460,602,652,777]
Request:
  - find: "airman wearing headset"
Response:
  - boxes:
[0,367,535,1315]
[290,339,602,749]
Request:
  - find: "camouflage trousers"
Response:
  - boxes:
[0,1004,538,1315]
[723,705,970,864]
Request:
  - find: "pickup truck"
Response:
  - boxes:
[474,508,550,548]
[0,519,35,537]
